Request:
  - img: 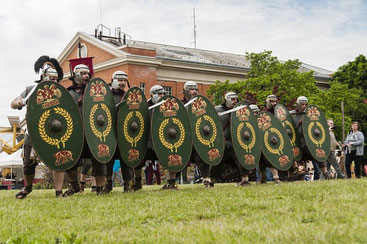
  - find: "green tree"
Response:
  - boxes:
[333,54,367,96]
[207,50,320,109]
[317,81,362,138]
[207,51,363,139]
[332,54,367,139]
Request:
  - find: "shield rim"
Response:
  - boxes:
[230,103,262,170]
[302,104,330,162]
[188,95,225,166]
[151,95,193,172]
[117,86,149,167]
[259,111,294,171]
[83,77,117,164]
[26,81,84,171]
[274,104,303,161]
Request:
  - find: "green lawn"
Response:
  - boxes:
[1,179,367,243]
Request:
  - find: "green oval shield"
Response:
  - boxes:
[26,81,83,171]
[274,104,303,161]
[83,78,117,163]
[302,105,330,162]
[230,103,262,170]
[187,95,224,166]
[258,111,293,170]
[151,95,192,172]
[117,87,149,167]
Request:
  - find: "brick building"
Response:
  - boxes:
[58,31,332,99]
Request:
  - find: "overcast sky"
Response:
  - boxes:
[0,0,366,126]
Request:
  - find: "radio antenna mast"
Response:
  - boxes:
[192,7,197,49]
[100,0,103,25]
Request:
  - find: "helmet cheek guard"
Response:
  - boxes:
[183,81,198,99]
[41,67,59,82]
[34,55,63,83]
[150,85,165,104]
[73,64,90,85]
[266,95,277,109]
[249,104,260,114]
[111,71,129,89]
[224,92,238,109]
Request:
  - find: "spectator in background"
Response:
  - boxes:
[344,121,365,178]
[312,161,321,180]
[147,160,161,185]
[326,119,345,179]
[112,160,124,187]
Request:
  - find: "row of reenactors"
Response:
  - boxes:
[11,55,327,199]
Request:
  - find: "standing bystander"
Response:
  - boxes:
[326,119,345,179]
[343,122,364,178]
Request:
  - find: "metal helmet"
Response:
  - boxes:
[111,70,128,89]
[266,94,277,109]
[150,85,165,104]
[295,96,308,111]
[224,92,238,109]
[183,80,198,99]
[249,104,260,115]
[34,55,63,83]
[41,66,58,81]
[73,64,90,85]
[296,96,308,105]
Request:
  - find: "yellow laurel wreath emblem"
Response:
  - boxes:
[90,104,112,142]
[158,118,185,152]
[38,107,73,149]
[123,111,144,147]
[101,104,112,141]
[264,128,284,155]
[90,104,102,140]
[283,120,296,146]
[237,122,256,153]
[195,115,217,148]
[123,111,134,146]
[308,122,326,147]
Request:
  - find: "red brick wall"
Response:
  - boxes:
[202,84,211,100]
[60,40,117,78]
[94,65,128,85]
[59,38,213,100]
[126,64,157,98]
[122,47,156,57]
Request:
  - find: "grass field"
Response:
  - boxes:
[1,179,367,243]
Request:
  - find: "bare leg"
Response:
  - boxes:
[62,169,80,197]
[260,170,267,183]
[133,167,142,191]
[162,171,178,189]
[321,167,329,179]
[238,174,250,186]
[95,175,105,187]
[80,173,87,183]
[269,167,280,183]
[53,171,64,197]
[53,171,64,191]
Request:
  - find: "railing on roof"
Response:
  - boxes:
[95,25,131,45]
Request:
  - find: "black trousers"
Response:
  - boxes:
[345,150,363,178]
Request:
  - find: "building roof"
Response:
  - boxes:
[59,32,333,80]
[102,34,332,79]
[126,40,252,70]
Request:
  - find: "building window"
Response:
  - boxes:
[139,83,145,94]
[78,43,88,58]
[163,86,172,95]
